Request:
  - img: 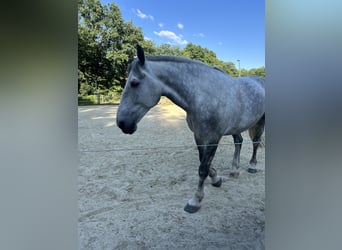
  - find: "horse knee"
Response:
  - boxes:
[198,168,209,179]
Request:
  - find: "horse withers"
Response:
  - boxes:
[117,45,265,213]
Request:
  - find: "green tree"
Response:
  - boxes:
[78,0,114,93]
[78,0,145,94]
[181,43,240,76]
[240,68,249,77]
[220,61,239,77]
[182,43,218,65]
[248,66,265,77]
[140,40,158,55]
[155,44,183,56]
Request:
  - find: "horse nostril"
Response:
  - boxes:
[118,120,125,129]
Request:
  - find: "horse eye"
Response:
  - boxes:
[131,80,140,87]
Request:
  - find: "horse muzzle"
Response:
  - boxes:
[117,118,137,134]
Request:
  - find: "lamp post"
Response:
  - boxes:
[237,59,241,77]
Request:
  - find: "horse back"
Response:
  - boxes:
[188,75,265,136]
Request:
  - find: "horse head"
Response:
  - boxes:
[116,45,162,134]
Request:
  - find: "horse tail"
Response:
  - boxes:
[248,127,264,147]
[248,127,256,141]
[248,114,265,148]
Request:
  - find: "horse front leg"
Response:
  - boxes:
[184,142,219,213]
[209,166,222,187]
[196,142,222,187]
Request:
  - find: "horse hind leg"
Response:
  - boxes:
[248,114,265,173]
[229,134,243,178]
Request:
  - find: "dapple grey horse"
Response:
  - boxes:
[117,45,265,213]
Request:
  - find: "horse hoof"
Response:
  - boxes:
[247,168,257,174]
[184,204,201,213]
[229,172,240,178]
[212,177,222,187]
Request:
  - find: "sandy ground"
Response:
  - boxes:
[78,103,265,250]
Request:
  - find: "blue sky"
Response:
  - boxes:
[101,0,264,69]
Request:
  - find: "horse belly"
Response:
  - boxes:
[223,123,253,135]
[186,114,195,132]
[222,104,264,135]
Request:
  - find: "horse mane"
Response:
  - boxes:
[145,55,228,75]
[128,55,229,77]
[146,55,204,65]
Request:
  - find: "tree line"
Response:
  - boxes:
[78,0,265,98]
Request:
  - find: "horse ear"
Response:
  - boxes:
[136,44,145,65]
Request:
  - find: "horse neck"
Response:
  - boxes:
[150,61,199,112]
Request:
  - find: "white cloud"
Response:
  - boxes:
[158,23,164,27]
[134,9,154,20]
[218,41,223,45]
[177,23,184,29]
[193,33,205,38]
[153,30,188,45]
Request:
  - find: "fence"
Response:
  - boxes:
[78,94,120,105]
